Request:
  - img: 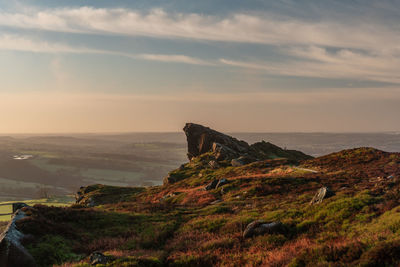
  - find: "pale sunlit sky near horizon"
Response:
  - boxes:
[0,0,399,133]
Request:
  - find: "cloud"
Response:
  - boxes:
[0,7,399,52]
[0,34,94,53]
[0,34,212,66]
[220,45,400,84]
[137,54,214,65]
[2,6,400,83]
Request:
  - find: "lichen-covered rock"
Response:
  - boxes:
[243,220,284,239]
[0,210,37,267]
[310,186,334,205]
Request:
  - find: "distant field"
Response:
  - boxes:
[0,195,75,221]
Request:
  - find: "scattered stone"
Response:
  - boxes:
[0,210,37,267]
[90,252,111,265]
[216,178,228,189]
[12,203,28,213]
[243,220,284,239]
[310,187,334,205]
[208,160,220,169]
[205,179,219,191]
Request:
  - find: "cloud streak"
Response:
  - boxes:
[1,6,400,83]
[0,34,213,66]
[220,45,400,84]
[0,7,400,53]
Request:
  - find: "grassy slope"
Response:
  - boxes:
[12,148,400,266]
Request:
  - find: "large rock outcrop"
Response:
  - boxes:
[0,210,37,267]
[164,123,313,184]
[183,123,249,160]
[183,123,312,162]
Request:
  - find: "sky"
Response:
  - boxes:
[0,0,399,133]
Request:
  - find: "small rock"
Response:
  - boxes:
[310,186,334,205]
[90,252,111,265]
[205,179,219,191]
[243,220,284,238]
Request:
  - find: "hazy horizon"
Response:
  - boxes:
[1,0,399,133]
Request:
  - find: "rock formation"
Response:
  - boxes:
[0,209,37,267]
[183,122,312,163]
[183,123,249,160]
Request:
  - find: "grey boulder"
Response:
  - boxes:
[243,220,284,239]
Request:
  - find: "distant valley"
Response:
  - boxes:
[0,132,399,201]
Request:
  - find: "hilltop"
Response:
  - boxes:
[1,124,400,266]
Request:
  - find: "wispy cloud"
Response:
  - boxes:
[220,45,400,84]
[0,34,98,54]
[137,54,213,65]
[0,34,212,66]
[1,7,399,52]
[2,6,400,83]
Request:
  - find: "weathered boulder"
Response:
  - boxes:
[310,187,334,205]
[0,210,37,267]
[243,220,284,239]
[90,251,112,265]
[183,123,312,162]
[184,123,249,160]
